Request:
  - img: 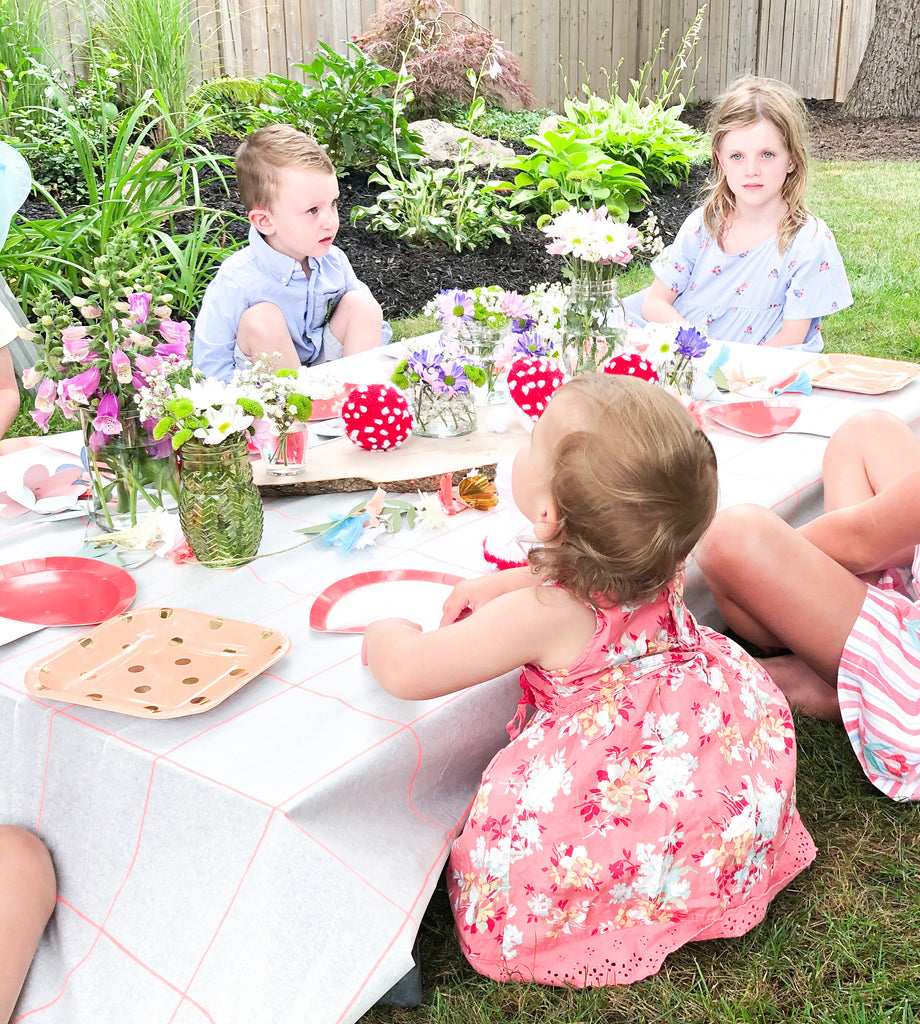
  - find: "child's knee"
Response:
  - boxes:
[698,504,771,576]
[0,826,56,919]
[333,290,383,328]
[237,302,287,351]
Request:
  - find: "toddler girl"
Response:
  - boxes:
[698,409,920,802]
[364,374,815,986]
[625,76,851,350]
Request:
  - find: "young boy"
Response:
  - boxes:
[194,124,391,381]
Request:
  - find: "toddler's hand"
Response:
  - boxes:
[440,570,530,626]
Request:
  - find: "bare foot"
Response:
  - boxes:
[758,654,842,721]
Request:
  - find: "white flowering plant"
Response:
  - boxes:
[137,360,312,449]
[542,205,642,282]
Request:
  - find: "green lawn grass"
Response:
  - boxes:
[364,160,920,1024]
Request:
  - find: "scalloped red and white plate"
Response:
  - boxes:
[310,569,465,633]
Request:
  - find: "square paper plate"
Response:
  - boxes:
[26,607,290,718]
[807,353,920,395]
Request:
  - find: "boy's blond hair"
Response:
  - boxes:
[234,124,335,213]
[529,375,718,607]
[703,76,811,255]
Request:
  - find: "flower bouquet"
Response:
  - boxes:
[542,206,641,374]
[391,341,486,438]
[137,361,312,565]
[234,358,314,476]
[22,233,188,530]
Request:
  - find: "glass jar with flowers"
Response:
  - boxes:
[138,371,269,567]
[391,341,486,438]
[655,325,710,399]
[429,286,532,404]
[233,357,313,476]
[22,234,188,531]
[542,206,641,375]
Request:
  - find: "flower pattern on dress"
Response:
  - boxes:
[448,575,816,987]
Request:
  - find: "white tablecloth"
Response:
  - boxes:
[3,343,920,1023]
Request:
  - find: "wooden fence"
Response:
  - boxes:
[44,0,876,109]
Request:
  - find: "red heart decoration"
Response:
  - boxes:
[602,352,659,383]
[341,384,412,451]
[505,357,565,421]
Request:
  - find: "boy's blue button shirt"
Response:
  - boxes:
[193,226,391,381]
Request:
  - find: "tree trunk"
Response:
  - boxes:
[845,0,920,118]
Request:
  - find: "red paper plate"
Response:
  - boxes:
[705,401,801,438]
[0,556,137,626]
[310,569,465,633]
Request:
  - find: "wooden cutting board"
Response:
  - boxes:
[254,418,527,495]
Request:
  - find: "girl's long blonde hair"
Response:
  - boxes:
[703,76,811,254]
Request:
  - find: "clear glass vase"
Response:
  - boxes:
[178,435,264,567]
[260,425,308,477]
[410,385,477,438]
[659,359,697,399]
[80,410,179,532]
[458,322,508,405]
[561,277,627,375]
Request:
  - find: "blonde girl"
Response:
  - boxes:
[364,375,815,987]
[626,76,851,349]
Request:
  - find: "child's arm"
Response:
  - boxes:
[365,585,596,701]
[761,317,811,348]
[640,278,691,327]
[440,566,538,625]
[0,346,19,439]
[799,467,920,575]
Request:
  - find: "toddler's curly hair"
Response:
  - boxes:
[234,124,335,214]
[528,375,718,607]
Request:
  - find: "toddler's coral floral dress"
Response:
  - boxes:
[448,576,816,985]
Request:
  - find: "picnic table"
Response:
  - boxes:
[3,340,920,1023]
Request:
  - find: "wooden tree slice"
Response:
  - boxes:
[254,419,528,496]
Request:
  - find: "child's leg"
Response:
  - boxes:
[236,302,301,371]
[327,291,384,358]
[824,410,920,511]
[0,826,56,1023]
[697,504,868,717]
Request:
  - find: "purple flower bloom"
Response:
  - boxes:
[439,360,472,396]
[675,325,709,360]
[511,331,553,359]
[60,365,100,406]
[436,289,474,330]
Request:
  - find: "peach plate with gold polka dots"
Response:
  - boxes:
[25,607,291,718]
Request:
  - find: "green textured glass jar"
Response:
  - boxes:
[178,435,263,567]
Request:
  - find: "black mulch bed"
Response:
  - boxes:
[18,99,920,322]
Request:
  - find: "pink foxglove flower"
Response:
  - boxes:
[62,335,93,363]
[89,391,123,451]
[158,320,190,349]
[22,365,44,389]
[127,292,152,324]
[111,348,133,383]
[34,376,58,413]
[60,365,101,406]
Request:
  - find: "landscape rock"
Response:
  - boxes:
[409,119,515,166]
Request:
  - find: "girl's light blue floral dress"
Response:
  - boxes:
[448,575,816,986]
[625,208,852,350]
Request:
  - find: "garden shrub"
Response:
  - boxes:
[263,42,423,172]
[356,0,534,118]
[560,90,709,186]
